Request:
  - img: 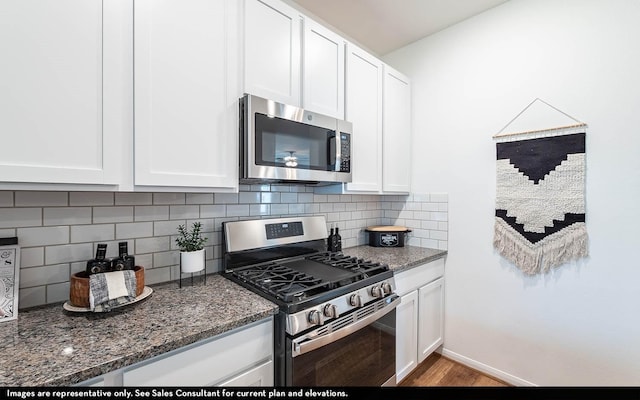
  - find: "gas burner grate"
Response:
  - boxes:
[233,262,334,302]
[305,252,389,278]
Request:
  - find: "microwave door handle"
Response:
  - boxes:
[327,131,337,170]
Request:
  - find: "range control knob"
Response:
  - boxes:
[308,310,324,326]
[349,294,362,307]
[323,304,339,319]
[371,285,384,298]
[381,282,393,295]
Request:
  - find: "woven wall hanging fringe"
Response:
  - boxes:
[493,99,588,274]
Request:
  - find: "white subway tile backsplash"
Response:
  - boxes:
[0,228,16,237]
[260,192,281,204]
[304,203,320,214]
[298,193,314,203]
[45,243,93,264]
[226,204,250,217]
[3,187,447,308]
[215,193,239,204]
[430,230,448,241]
[20,263,69,288]
[0,191,13,207]
[239,192,260,204]
[200,205,225,218]
[47,281,70,304]
[135,254,153,270]
[69,192,114,206]
[116,192,153,205]
[15,191,67,207]
[135,206,170,222]
[313,194,327,203]
[21,247,44,268]
[270,204,289,215]
[93,206,134,223]
[17,226,69,247]
[153,250,178,268]
[19,286,46,309]
[116,222,153,240]
[422,220,439,230]
[70,224,115,243]
[169,205,199,220]
[43,207,91,226]
[153,220,182,237]
[144,266,172,285]
[281,193,298,203]
[288,204,304,214]
[432,212,448,222]
[136,236,170,254]
[153,193,186,205]
[250,204,270,216]
[0,208,42,228]
[186,193,214,204]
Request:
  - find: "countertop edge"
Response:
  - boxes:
[391,250,448,273]
[47,309,278,387]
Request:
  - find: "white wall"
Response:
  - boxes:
[384,0,640,386]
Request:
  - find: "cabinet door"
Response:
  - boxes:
[123,318,273,386]
[344,43,383,192]
[244,0,301,106]
[302,18,345,118]
[218,361,274,387]
[418,277,445,364]
[382,65,411,193]
[396,290,418,383]
[134,0,238,189]
[0,0,127,186]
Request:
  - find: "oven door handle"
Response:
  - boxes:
[291,294,400,357]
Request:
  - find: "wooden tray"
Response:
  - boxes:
[63,286,153,313]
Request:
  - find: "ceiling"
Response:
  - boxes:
[289,0,509,55]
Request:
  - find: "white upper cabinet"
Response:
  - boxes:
[382,65,411,193]
[0,0,129,188]
[302,18,345,119]
[243,0,301,107]
[344,43,383,192]
[134,0,239,190]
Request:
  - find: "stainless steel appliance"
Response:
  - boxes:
[222,216,398,386]
[239,94,352,184]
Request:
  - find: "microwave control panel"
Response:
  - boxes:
[340,133,351,172]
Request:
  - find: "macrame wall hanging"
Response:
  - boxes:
[492,99,588,275]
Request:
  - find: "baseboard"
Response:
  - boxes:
[440,347,536,387]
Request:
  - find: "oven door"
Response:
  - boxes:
[286,295,399,386]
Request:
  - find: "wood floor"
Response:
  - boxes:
[399,352,510,387]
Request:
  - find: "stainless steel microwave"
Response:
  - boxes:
[239,94,352,184]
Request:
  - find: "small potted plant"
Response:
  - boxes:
[176,222,207,273]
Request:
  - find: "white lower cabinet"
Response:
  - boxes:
[396,290,418,381]
[123,318,273,386]
[77,318,273,387]
[395,258,445,383]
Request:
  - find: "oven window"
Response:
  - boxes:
[255,113,336,171]
[290,310,395,386]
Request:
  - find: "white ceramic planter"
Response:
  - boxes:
[180,249,205,273]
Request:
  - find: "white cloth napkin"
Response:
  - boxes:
[89,270,137,312]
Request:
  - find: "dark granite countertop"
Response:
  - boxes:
[342,245,447,273]
[0,274,278,387]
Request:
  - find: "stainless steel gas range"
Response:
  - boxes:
[222,216,399,387]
